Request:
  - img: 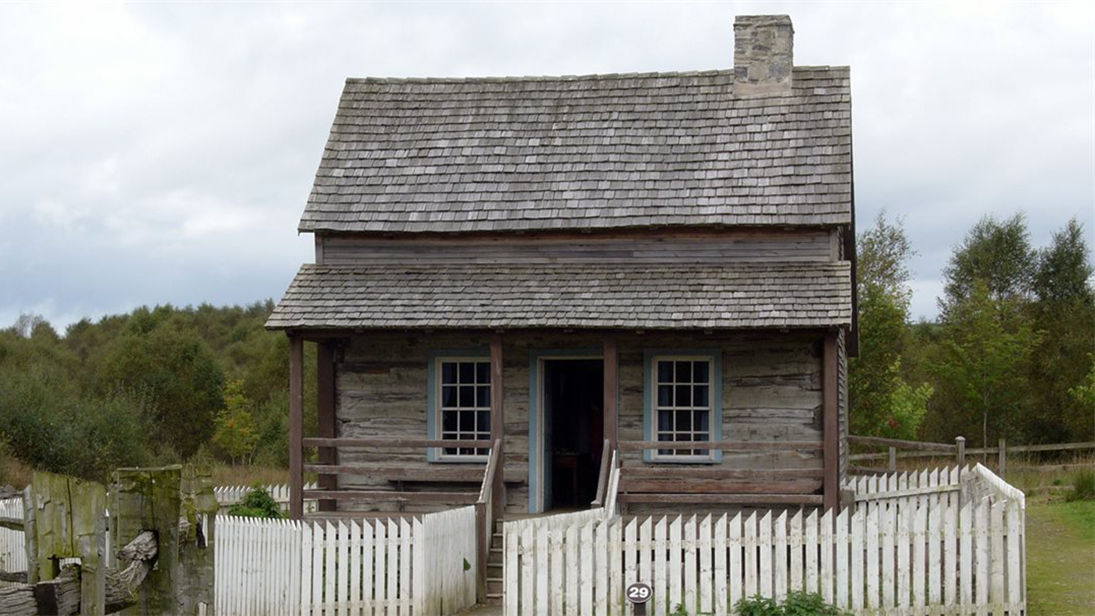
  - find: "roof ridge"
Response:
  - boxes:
[342,65,846,85]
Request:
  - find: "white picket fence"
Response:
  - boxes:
[504,464,1025,615]
[215,505,478,615]
[0,497,26,577]
[214,483,318,515]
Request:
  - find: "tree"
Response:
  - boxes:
[927,281,1037,446]
[213,380,260,465]
[1033,218,1094,303]
[98,322,225,457]
[940,213,1035,318]
[849,212,933,438]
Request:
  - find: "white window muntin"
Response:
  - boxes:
[652,355,715,461]
[436,356,491,461]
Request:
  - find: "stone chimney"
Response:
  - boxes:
[734,15,794,96]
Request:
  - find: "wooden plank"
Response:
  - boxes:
[302,490,478,504]
[848,435,958,452]
[317,342,338,512]
[854,483,959,502]
[537,521,550,616]
[912,496,926,609]
[684,516,698,615]
[399,518,412,615]
[565,524,578,615]
[620,477,820,494]
[504,523,518,616]
[550,523,564,616]
[773,511,788,600]
[490,334,506,525]
[1006,500,1022,607]
[990,501,1005,609]
[699,515,713,615]
[610,521,623,616]
[622,467,824,480]
[849,507,863,612]
[866,501,879,610]
[619,493,823,506]
[744,513,758,599]
[805,509,818,595]
[595,521,609,616]
[617,440,823,452]
[713,514,728,616]
[835,508,848,609]
[669,516,683,615]
[578,522,595,616]
[819,509,833,604]
[959,502,973,608]
[654,517,667,616]
[727,514,742,612]
[639,517,652,590]
[823,330,839,510]
[303,438,494,450]
[604,337,618,452]
[881,500,895,610]
[624,518,637,601]
[386,519,398,616]
[290,334,305,520]
[759,512,773,597]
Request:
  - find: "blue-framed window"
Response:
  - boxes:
[643,350,722,463]
[428,351,490,462]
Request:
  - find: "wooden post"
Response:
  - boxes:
[111,466,181,615]
[603,337,618,453]
[490,334,505,522]
[822,331,839,511]
[888,447,897,472]
[956,436,966,468]
[289,333,305,520]
[316,341,338,512]
[998,438,1007,479]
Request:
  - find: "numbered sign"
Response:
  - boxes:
[626,581,652,603]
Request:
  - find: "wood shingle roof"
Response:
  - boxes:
[299,66,852,234]
[266,262,852,330]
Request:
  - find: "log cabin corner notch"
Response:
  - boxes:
[270,13,855,520]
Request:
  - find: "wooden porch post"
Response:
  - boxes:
[822,330,839,511]
[490,334,505,522]
[288,333,304,520]
[316,342,337,512]
[603,337,618,452]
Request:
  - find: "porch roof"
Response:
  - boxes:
[265,262,852,331]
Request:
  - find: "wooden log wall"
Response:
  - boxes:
[316,229,836,266]
[333,330,831,515]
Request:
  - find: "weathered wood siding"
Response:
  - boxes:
[316,229,835,266]
[333,330,828,514]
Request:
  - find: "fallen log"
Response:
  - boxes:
[105,530,158,614]
[0,569,27,583]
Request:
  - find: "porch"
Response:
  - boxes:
[283,328,846,520]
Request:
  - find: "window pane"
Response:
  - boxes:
[658,410,673,431]
[476,362,490,384]
[442,385,457,408]
[459,386,474,407]
[459,362,474,384]
[693,361,709,384]
[478,411,490,432]
[657,361,673,383]
[676,410,692,431]
[658,385,672,407]
[442,362,457,384]
[676,361,692,383]
[476,385,490,408]
[696,410,710,432]
[442,412,457,432]
[456,411,472,431]
[694,385,709,407]
[676,385,691,407]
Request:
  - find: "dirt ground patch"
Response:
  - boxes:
[1026,498,1095,615]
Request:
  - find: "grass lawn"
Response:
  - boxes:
[1026,497,1095,615]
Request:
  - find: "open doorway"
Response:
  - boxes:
[543,359,604,511]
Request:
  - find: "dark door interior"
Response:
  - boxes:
[544,359,604,510]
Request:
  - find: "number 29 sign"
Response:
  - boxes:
[626,582,652,615]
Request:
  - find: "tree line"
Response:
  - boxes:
[0,302,318,481]
[851,213,1094,448]
[0,212,1092,481]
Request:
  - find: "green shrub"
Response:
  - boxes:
[227,485,283,518]
[735,591,850,616]
[1066,469,1095,502]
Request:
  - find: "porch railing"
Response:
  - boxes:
[614,440,826,509]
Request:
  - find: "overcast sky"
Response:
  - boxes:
[1,1,1092,330]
